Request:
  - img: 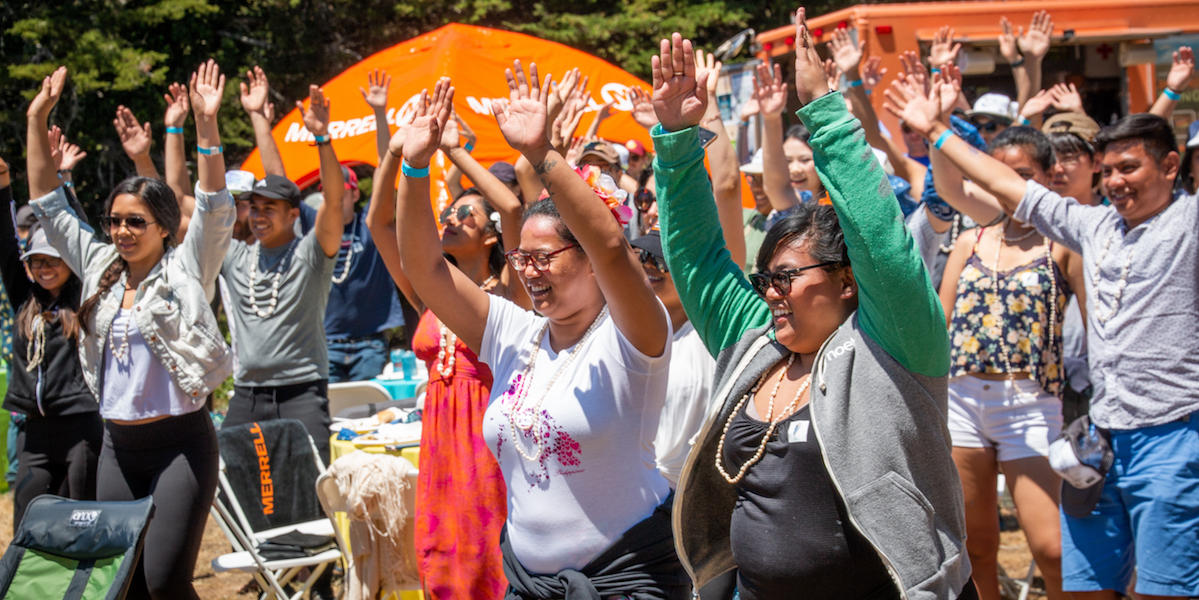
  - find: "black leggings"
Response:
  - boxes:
[12,412,103,531]
[97,410,219,600]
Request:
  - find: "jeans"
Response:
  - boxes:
[327,336,388,383]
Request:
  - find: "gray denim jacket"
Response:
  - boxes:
[673,319,971,600]
[31,185,235,404]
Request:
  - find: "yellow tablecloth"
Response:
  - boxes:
[328,436,424,600]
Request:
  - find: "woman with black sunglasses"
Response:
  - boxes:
[26,62,234,600]
[651,15,972,600]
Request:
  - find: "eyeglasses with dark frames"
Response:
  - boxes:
[25,256,64,270]
[636,248,668,273]
[505,243,580,271]
[439,204,476,225]
[101,215,155,233]
[749,261,842,297]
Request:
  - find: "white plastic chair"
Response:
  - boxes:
[327,381,394,420]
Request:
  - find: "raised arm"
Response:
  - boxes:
[495,61,668,357]
[114,106,160,180]
[696,49,748,270]
[398,80,491,351]
[1014,11,1053,111]
[241,66,287,178]
[297,85,346,257]
[1149,47,1194,119]
[162,81,195,237]
[364,124,424,314]
[180,59,235,295]
[652,34,770,356]
[755,61,802,212]
[360,68,392,161]
[793,9,947,376]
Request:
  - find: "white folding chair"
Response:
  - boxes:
[327,380,394,420]
[210,420,342,600]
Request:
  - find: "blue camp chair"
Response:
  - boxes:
[0,494,153,599]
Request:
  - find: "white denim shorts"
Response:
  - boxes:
[948,374,1063,462]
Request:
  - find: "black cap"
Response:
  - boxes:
[488,161,517,185]
[630,229,664,261]
[251,174,302,206]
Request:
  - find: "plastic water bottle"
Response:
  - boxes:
[400,350,421,380]
[382,349,404,378]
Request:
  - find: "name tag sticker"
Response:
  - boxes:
[787,420,810,444]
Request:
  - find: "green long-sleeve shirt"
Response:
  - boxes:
[652,91,949,377]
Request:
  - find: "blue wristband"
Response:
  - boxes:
[401,160,430,178]
[930,67,942,74]
[464,140,475,153]
[934,129,954,150]
[165,127,184,135]
[196,145,223,156]
[846,79,864,88]
[313,134,331,144]
[1163,87,1182,101]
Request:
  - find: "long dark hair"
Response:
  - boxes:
[17,226,82,342]
[78,177,181,334]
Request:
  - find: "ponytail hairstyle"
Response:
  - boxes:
[78,177,181,334]
[17,226,82,341]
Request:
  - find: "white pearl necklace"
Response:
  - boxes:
[109,309,133,365]
[330,219,357,285]
[987,223,1057,380]
[434,276,496,379]
[938,213,962,254]
[502,306,608,463]
[25,314,46,372]
[1090,227,1135,324]
[248,239,297,318]
[716,352,811,485]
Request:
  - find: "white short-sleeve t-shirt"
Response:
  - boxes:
[479,295,672,575]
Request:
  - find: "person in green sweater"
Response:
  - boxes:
[651,11,973,600]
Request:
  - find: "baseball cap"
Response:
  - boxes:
[1048,415,1114,518]
[225,170,256,196]
[251,174,302,206]
[968,92,1018,124]
[612,143,631,171]
[630,229,664,261]
[488,161,517,185]
[19,227,61,261]
[1042,112,1101,142]
[340,165,359,190]
[625,139,647,157]
[578,141,621,168]
[15,205,37,230]
[739,148,764,175]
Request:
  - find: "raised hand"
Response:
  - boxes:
[360,68,391,110]
[998,17,1019,63]
[1050,82,1083,113]
[793,7,831,105]
[57,130,87,171]
[548,67,580,124]
[652,32,707,131]
[550,96,586,152]
[298,85,332,137]
[1166,46,1195,94]
[823,59,839,92]
[898,50,931,96]
[28,66,68,118]
[492,60,553,156]
[929,26,961,69]
[884,72,954,137]
[239,66,269,115]
[739,97,760,120]
[403,79,454,168]
[752,61,788,117]
[1020,88,1056,121]
[629,87,659,129]
[48,126,65,170]
[695,49,723,102]
[1018,11,1053,60]
[457,113,478,149]
[163,82,190,128]
[190,59,226,120]
[263,101,276,123]
[114,106,153,158]
[862,56,887,90]
[829,27,864,78]
[438,111,461,151]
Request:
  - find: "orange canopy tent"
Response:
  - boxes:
[241,23,658,210]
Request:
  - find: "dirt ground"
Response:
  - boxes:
[0,491,1042,599]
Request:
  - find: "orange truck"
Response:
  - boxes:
[753,0,1199,140]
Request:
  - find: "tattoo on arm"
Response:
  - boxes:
[533,158,558,175]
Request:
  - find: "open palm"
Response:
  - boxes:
[652,33,706,131]
[494,61,551,155]
[190,59,225,119]
[752,62,787,116]
[403,78,453,167]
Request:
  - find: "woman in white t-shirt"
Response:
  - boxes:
[395,75,686,598]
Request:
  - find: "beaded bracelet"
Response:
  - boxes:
[934,129,955,150]
[401,160,430,178]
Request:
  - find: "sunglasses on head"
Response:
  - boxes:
[101,215,155,233]
[439,204,476,225]
[749,261,842,298]
[636,247,668,273]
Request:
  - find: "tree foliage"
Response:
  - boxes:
[0,0,855,215]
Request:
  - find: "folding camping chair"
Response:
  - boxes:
[210,419,341,600]
[0,494,153,600]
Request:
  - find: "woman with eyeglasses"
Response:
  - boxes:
[393,73,686,598]
[25,63,234,600]
[651,18,973,599]
[0,156,100,532]
[365,99,520,600]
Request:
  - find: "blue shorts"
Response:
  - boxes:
[1060,414,1199,596]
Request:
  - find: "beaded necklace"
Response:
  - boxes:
[503,306,608,462]
[986,222,1057,379]
[1090,226,1136,324]
[248,239,297,318]
[330,218,357,285]
[25,314,46,372]
[434,275,497,378]
[715,353,812,485]
[109,309,132,364]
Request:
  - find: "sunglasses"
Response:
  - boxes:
[101,215,155,233]
[970,119,1003,133]
[505,243,579,271]
[749,261,842,298]
[634,188,656,213]
[636,248,668,273]
[439,204,476,225]
[25,256,64,270]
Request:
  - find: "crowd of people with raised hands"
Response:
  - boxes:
[2,3,1198,599]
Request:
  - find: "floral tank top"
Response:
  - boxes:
[948,236,1070,396]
